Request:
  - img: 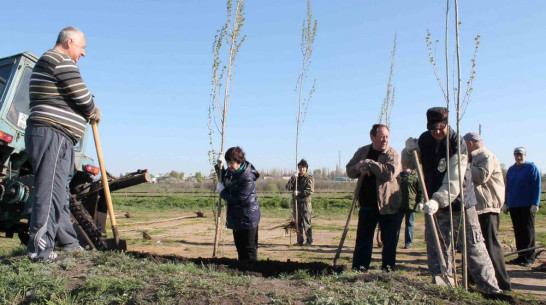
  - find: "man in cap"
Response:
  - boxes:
[346,124,402,272]
[26,26,100,263]
[464,132,511,290]
[402,107,501,293]
[286,159,315,246]
[504,147,541,267]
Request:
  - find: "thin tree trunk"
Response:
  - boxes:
[454,0,468,290]
[443,0,458,287]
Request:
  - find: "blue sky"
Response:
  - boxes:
[1,1,545,176]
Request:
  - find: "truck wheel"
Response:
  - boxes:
[69,196,107,250]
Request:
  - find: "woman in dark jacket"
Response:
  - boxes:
[216,146,260,261]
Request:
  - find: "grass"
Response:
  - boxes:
[0,250,531,305]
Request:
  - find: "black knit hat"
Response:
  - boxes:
[426,107,448,130]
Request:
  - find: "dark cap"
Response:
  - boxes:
[513,147,526,155]
[427,107,448,130]
[463,132,482,143]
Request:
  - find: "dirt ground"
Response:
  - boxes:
[116,209,546,300]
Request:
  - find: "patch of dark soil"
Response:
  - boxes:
[127,251,345,277]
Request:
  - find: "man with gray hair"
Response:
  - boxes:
[463,132,511,291]
[26,26,101,262]
[504,146,541,267]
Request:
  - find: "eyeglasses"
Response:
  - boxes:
[428,122,447,131]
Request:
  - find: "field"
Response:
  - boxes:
[0,183,545,304]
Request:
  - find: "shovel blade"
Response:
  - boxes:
[105,238,127,251]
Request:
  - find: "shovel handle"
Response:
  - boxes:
[412,150,451,281]
[91,123,118,236]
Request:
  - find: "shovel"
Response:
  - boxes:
[91,122,127,250]
[412,150,454,287]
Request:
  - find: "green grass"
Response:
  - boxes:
[0,250,533,305]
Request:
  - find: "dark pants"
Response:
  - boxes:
[352,207,402,271]
[233,227,258,261]
[509,207,536,263]
[478,213,511,290]
[25,125,79,260]
[401,208,415,247]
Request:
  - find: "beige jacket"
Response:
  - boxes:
[346,145,401,215]
[469,146,505,214]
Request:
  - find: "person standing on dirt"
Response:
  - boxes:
[463,132,511,290]
[346,124,402,272]
[399,162,422,249]
[286,159,315,246]
[216,147,261,261]
[504,147,541,267]
[401,107,501,293]
[26,26,101,263]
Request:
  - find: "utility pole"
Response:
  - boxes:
[479,123,482,135]
[338,151,341,176]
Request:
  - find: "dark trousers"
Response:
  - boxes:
[478,213,511,290]
[25,125,79,260]
[232,227,258,261]
[401,208,416,247]
[352,207,402,271]
[509,207,536,263]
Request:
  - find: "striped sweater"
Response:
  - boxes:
[28,49,97,144]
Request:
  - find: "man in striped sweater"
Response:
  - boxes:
[26,26,101,263]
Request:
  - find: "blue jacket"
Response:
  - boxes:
[220,161,261,230]
[506,162,541,208]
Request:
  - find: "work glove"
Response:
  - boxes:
[217,154,225,165]
[405,137,418,152]
[293,191,299,197]
[530,205,539,214]
[90,106,101,125]
[416,202,424,212]
[501,204,509,214]
[293,172,298,178]
[216,182,225,193]
[424,199,439,215]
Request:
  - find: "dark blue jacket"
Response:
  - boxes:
[506,162,541,208]
[220,161,261,230]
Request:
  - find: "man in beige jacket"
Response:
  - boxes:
[464,132,511,291]
[346,124,402,272]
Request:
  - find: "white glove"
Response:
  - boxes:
[416,202,424,212]
[293,191,299,196]
[405,137,418,151]
[530,205,539,214]
[216,182,225,193]
[424,199,439,215]
[217,155,225,165]
[501,204,509,214]
[293,173,298,178]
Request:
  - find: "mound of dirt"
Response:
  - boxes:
[128,251,345,277]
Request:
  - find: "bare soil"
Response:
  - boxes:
[116,210,546,301]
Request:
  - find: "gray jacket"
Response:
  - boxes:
[469,146,505,214]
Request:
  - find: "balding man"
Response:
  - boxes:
[26,27,101,263]
[464,132,511,291]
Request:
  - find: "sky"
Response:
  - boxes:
[1,0,545,176]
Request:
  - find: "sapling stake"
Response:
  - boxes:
[292,0,317,242]
[208,0,247,258]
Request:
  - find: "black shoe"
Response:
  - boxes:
[295,242,303,246]
[519,260,534,267]
[506,258,523,265]
[305,241,313,246]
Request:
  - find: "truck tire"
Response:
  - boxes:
[69,196,107,250]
